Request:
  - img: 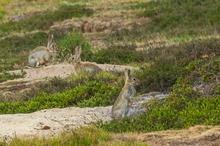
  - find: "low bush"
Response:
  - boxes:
[184,56,220,84]
[90,44,145,65]
[57,32,92,61]
[0,72,122,114]
[136,38,220,93]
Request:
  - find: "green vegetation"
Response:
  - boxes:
[1,126,146,146]
[0,4,92,37]
[0,72,121,114]
[0,0,9,20]
[112,0,220,42]
[0,72,24,83]
[57,32,92,60]
[90,44,145,65]
[138,0,220,34]
[137,38,220,92]
[0,8,6,20]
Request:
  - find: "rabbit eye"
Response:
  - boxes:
[132,78,136,81]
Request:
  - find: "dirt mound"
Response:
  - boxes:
[0,63,135,94]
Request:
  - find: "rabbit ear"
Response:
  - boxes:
[47,34,54,48]
[78,46,82,55]
[75,46,79,55]
[75,46,82,56]
[124,68,130,79]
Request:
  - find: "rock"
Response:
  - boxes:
[130,92,168,116]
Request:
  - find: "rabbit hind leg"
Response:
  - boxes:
[125,107,131,117]
[35,61,40,68]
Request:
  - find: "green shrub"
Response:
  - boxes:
[137,58,186,93]
[0,72,122,114]
[0,80,120,114]
[90,44,145,65]
[184,56,220,84]
[136,38,220,93]
[57,32,92,60]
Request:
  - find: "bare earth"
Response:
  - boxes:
[0,106,112,141]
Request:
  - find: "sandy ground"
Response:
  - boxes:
[0,106,112,141]
[0,63,135,93]
[6,63,135,80]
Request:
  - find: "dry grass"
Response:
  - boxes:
[4,0,59,17]
[3,126,147,146]
[111,125,220,146]
[5,125,220,146]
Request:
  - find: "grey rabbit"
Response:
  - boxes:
[27,34,58,68]
[68,46,102,74]
[112,68,140,120]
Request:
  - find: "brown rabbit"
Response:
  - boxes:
[112,68,140,120]
[27,34,58,68]
[68,46,102,74]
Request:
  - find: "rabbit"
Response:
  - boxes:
[68,46,102,74]
[27,34,58,68]
[112,68,140,120]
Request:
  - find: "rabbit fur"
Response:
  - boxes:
[112,68,140,120]
[68,46,102,74]
[27,34,58,68]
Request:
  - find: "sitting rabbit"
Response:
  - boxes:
[112,68,140,120]
[27,34,58,68]
[68,46,102,74]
